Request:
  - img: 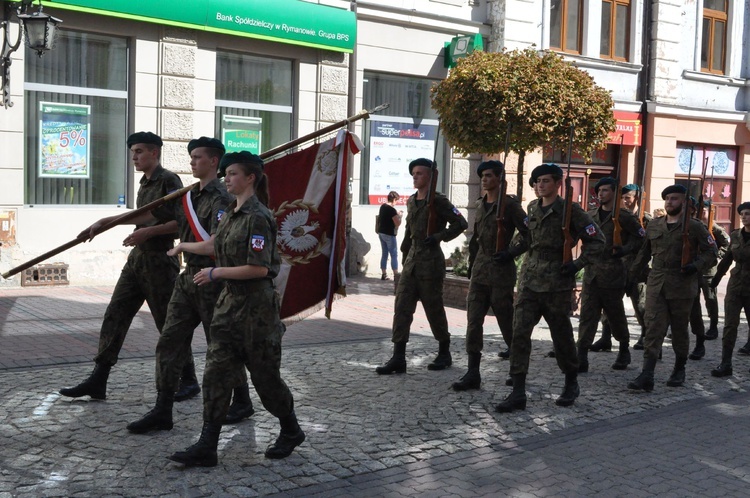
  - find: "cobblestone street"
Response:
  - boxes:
[1,277,748,497]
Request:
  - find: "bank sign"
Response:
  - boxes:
[44,0,356,52]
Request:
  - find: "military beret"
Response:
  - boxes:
[408,158,436,175]
[219,151,264,178]
[737,202,750,214]
[476,160,504,178]
[528,176,536,188]
[127,131,162,148]
[661,184,687,199]
[621,183,639,195]
[188,137,225,154]
[688,196,698,208]
[530,163,563,183]
[594,177,617,193]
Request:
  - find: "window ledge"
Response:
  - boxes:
[559,54,642,75]
[682,70,747,88]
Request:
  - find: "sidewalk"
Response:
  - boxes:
[0,276,748,497]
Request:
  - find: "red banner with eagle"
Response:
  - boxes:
[266,130,362,319]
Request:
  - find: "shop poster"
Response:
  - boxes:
[39,102,91,178]
[367,121,437,205]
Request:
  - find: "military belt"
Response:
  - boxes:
[652,260,683,270]
[225,279,274,294]
[532,250,563,262]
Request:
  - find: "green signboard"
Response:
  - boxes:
[444,33,483,68]
[222,115,262,154]
[44,0,356,52]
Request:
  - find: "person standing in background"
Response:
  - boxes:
[377,191,402,280]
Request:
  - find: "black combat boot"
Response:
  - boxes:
[427,340,453,370]
[168,421,222,467]
[555,371,580,407]
[174,357,201,402]
[590,323,612,352]
[265,411,306,459]
[612,342,631,370]
[127,391,174,434]
[688,336,706,360]
[376,342,407,374]
[711,345,733,377]
[577,346,589,373]
[738,339,750,355]
[59,362,111,400]
[495,373,527,413]
[452,352,481,391]
[666,357,687,387]
[498,348,510,359]
[628,357,657,392]
[224,383,255,424]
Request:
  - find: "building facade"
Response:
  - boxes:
[1,0,748,285]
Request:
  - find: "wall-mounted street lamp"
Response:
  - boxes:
[1,0,62,108]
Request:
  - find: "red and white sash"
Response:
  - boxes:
[181,190,210,242]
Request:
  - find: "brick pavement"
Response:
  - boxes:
[0,276,748,497]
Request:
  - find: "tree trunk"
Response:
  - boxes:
[515,150,526,198]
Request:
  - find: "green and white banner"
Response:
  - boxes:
[44,0,356,52]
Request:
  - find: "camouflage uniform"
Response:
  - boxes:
[578,207,644,349]
[391,192,468,343]
[713,229,750,351]
[94,165,182,366]
[154,179,233,392]
[629,217,718,361]
[202,195,293,424]
[689,223,730,337]
[509,197,605,376]
[618,211,652,332]
[466,195,528,353]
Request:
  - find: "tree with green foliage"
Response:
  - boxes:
[431,48,616,196]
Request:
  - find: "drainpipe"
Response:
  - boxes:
[345,0,358,276]
[637,0,653,210]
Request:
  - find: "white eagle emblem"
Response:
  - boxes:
[279,209,320,252]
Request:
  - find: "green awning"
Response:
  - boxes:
[42,0,356,52]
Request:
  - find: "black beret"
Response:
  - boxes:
[408,158,436,175]
[188,137,225,154]
[528,176,536,188]
[621,183,639,195]
[688,196,698,208]
[530,163,563,183]
[127,131,162,148]
[661,184,687,199]
[477,160,504,178]
[738,202,750,214]
[219,151,264,178]
[594,177,617,193]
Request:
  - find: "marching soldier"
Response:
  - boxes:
[710,202,750,376]
[59,132,182,401]
[376,158,468,375]
[495,164,604,412]
[452,160,529,391]
[577,178,644,373]
[169,152,304,467]
[592,184,652,352]
[627,185,717,392]
[688,199,730,354]
[126,137,255,435]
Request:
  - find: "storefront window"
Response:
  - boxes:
[24,31,128,205]
[361,72,444,205]
[215,52,293,155]
[675,143,736,232]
